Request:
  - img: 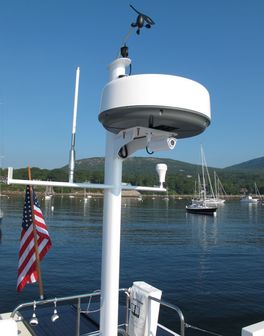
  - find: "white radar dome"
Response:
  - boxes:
[99,74,211,138]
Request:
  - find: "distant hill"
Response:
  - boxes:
[225,156,264,171]
[65,156,204,177]
[2,156,264,195]
[65,155,264,176]
[73,157,105,172]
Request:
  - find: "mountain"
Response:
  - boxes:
[74,157,105,172]
[66,155,264,176]
[2,156,264,195]
[225,156,264,171]
[67,156,204,177]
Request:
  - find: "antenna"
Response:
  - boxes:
[68,67,80,183]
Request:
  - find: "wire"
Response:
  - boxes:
[80,290,101,314]
[118,145,128,158]
[185,323,225,336]
[146,146,154,155]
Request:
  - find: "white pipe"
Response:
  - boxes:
[7,168,166,191]
[69,66,80,183]
[108,58,131,81]
[7,178,112,189]
[122,185,166,191]
[100,132,123,336]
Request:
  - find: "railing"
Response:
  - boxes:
[11,289,128,336]
[149,296,185,336]
[11,289,186,336]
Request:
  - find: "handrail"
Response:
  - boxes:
[11,288,128,318]
[11,289,185,336]
[11,292,99,318]
[149,296,185,336]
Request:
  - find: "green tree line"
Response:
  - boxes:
[1,167,264,195]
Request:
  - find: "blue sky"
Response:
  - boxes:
[0,0,263,169]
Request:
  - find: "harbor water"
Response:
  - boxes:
[1,195,264,335]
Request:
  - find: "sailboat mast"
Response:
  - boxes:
[214,171,218,198]
[201,146,215,199]
[201,147,206,200]
[68,67,80,183]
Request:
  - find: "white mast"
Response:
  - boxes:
[68,67,80,183]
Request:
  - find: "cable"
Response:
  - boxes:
[185,323,225,336]
[146,146,154,155]
[118,145,128,158]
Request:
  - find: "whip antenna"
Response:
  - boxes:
[68,67,80,183]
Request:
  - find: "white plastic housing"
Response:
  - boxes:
[156,163,167,188]
[99,74,211,138]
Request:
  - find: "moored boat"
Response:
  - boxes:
[186,200,217,215]
[240,195,259,203]
[187,147,218,214]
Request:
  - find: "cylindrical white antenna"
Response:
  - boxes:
[68,67,80,183]
[156,163,167,188]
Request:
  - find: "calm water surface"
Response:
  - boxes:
[1,195,264,335]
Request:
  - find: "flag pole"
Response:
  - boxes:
[28,166,45,300]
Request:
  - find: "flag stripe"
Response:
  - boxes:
[17,185,51,292]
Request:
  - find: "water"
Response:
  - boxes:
[1,195,264,335]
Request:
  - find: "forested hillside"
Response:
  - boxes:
[1,156,264,195]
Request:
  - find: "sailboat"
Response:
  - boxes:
[255,183,264,205]
[205,171,226,205]
[44,185,54,200]
[186,182,217,215]
[186,147,217,215]
[84,188,92,202]
[240,183,260,204]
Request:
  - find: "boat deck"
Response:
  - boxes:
[19,304,100,336]
[2,304,177,336]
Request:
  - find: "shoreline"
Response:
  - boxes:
[0,190,251,200]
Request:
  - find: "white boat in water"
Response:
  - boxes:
[0,6,261,336]
[186,147,218,214]
[44,186,54,200]
[186,199,217,215]
[240,183,261,203]
[205,171,226,205]
[240,195,259,203]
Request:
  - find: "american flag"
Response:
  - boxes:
[17,185,52,292]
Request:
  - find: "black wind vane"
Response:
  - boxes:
[120,5,155,58]
[130,4,155,35]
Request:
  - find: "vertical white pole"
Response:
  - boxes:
[99,57,130,336]
[69,66,80,183]
[100,131,123,336]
